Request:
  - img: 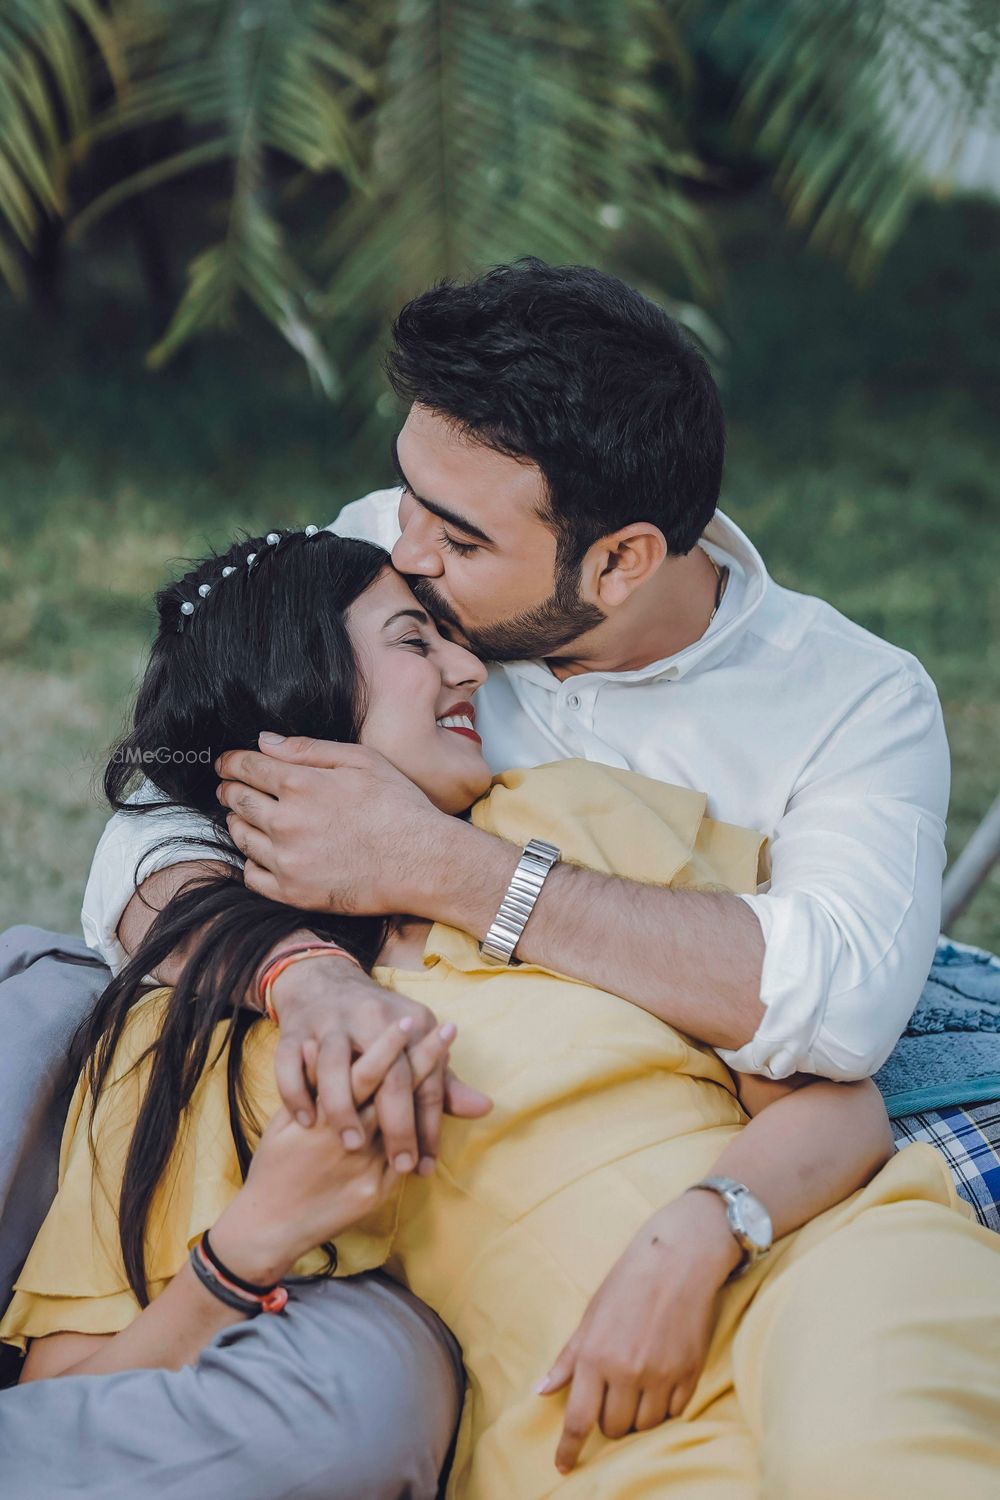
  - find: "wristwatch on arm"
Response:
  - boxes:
[479,838,562,967]
[687,1176,773,1281]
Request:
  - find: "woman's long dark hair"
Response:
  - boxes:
[75,528,392,1304]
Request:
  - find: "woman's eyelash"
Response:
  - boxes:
[402,636,430,653]
[439,529,479,558]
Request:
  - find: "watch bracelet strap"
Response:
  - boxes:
[480,838,561,966]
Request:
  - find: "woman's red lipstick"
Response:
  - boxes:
[438,700,482,745]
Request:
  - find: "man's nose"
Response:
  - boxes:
[392,515,443,578]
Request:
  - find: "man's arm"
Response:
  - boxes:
[402,676,947,1079]
[217,743,764,1048]
[81,791,240,975]
[117,862,233,984]
[410,833,767,1050]
[221,666,947,1082]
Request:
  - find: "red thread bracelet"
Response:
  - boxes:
[257,942,364,1023]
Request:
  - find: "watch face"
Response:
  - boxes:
[734,1194,773,1251]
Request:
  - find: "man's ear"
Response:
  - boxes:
[582,525,668,608]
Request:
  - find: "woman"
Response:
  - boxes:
[3,528,998,1499]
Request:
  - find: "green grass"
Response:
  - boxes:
[1,190,997,953]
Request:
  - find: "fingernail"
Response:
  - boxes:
[394,1152,414,1173]
[297,1111,313,1128]
[533,1375,551,1394]
[398,1017,414,1033]
[259,731,286,745]
[417,1155,436,1176]
[438,1022,457,1043]
[342,1128,364,1150]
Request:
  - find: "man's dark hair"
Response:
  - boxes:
[386,258,725,567]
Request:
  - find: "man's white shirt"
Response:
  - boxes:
[82,488,950,1082]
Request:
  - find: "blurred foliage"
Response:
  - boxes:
[691,0,999,277]
[0,0,997,393]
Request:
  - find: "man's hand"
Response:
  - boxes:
[536,1191,742,1474]
[268,953,492,1175]
[215,736,453,916]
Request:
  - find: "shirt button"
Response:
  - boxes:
[567,693,581,710]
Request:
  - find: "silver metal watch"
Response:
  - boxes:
[687,1175,773,1280]
[479,838,561,967]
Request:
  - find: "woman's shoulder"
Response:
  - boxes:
[471,759,763,892]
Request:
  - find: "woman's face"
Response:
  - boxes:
[347,569,493,814]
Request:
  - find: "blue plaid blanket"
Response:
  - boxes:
[893,1102,1000,1233]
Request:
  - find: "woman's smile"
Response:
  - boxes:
[436,699,482,746]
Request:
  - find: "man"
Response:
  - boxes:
[1,260,951,1495]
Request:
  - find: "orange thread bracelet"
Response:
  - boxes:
[257,943,364,1023]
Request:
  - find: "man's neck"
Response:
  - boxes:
[545,544,723,681]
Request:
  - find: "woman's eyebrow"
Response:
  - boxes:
[390,437,494,546]
[382,608,431,631]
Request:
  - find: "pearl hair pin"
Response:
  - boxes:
[175,525,322,631]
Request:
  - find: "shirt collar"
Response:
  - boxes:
[501,509,769,692]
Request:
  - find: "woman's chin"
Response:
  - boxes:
[427,766,493,816]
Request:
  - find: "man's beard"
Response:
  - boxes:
[409,567,605,663]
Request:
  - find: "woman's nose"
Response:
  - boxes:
[444,642,488,691]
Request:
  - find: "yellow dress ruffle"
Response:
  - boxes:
[0,992,356,1350]
[0,759,976,1500]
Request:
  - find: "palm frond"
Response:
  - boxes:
[79,0,376,376]
[717,0,1000,278]
[0,0,124,294]
[322,0,719,422]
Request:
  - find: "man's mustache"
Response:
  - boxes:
[406,576,465,633]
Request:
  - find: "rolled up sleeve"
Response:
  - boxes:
[716,674,950,1081]
[81,785,237,975]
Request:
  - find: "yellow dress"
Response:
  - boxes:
[4,760,999,1500]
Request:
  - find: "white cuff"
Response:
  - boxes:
[714,893,821,1079]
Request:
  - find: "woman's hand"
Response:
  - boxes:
[537,1190,743,1474]
[267,954,492,1177]
[210,1016,459,1286]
